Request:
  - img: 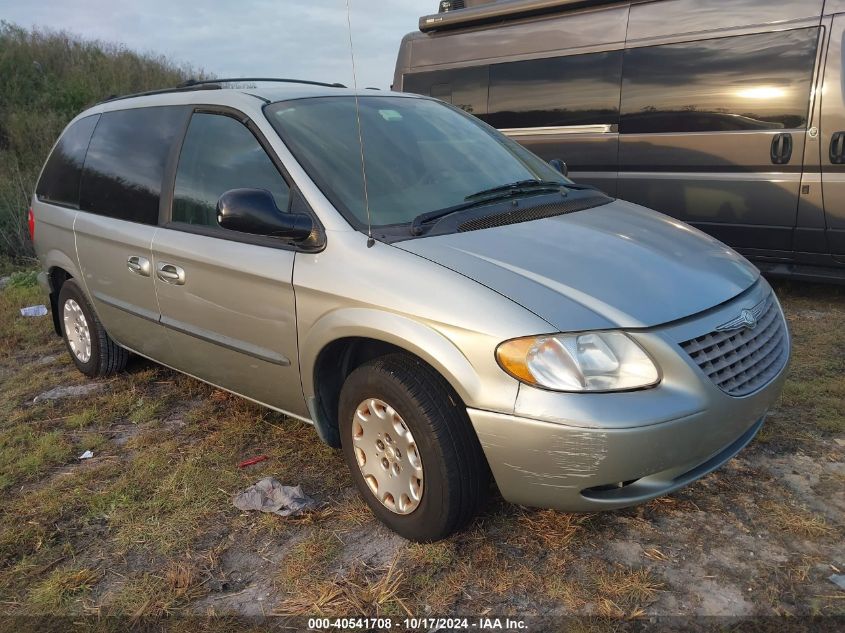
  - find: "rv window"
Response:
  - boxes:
[402,66,489,115]
[487,51,623,129]
[620,28,820,134]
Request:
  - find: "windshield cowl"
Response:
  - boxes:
[410,186,568,236]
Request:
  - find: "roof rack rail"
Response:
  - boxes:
[97,82,222,105]
[96,77,347,106]
[179,77,347,89]
[419,0,627,32]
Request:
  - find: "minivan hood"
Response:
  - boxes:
[394,200,759,331]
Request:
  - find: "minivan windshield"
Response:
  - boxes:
[265,96,570,230]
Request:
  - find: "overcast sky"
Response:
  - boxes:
[0,0,435,89]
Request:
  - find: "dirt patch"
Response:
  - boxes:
[193,532,300,617]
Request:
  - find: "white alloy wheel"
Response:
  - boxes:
[63,298,92,363]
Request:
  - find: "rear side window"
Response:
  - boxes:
[79,106,187,224]
[35,114,99,208]
[402,65,489,116]
[620,28,820,134]
[172,113,290,226]
[487,51,623,129]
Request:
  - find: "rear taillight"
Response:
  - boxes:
[27,207,35,242]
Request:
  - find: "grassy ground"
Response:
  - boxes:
[0,277,842,625]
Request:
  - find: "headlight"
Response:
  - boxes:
[496,332,660,392]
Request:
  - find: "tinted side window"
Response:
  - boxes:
[172,113,290,227]
[36,114,99,207]
[621,28,820,134]
[487,51,623,129]
[79,106,186,224]
[402,66,489,115]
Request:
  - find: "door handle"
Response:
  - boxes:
[156,262,186,285]
[831,132,845,164]
[127,255,151,277]
[771,133,793,165]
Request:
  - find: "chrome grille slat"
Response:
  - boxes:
[680,293,788,397]
[693,312,781,376]
[726,335,786,394]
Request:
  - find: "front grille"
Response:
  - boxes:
[458,195,612,233]
[680,293,788,397]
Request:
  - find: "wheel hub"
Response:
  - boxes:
[352,398,423,515]
[63,299,91,363]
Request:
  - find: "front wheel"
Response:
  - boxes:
[339,354,489,542]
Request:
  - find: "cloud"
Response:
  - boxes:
[0,0,432,88]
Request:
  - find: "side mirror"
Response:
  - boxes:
[216,188,313,241]
[549,159,569,178]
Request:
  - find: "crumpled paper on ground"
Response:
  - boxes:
[232,477,318,517]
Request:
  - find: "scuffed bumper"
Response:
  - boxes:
[468,406,766,512]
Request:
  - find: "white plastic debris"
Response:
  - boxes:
[233,478,318,517]
[20,305,48,317]
[79,450,94,460]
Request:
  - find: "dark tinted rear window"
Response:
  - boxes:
[402,66,489,116]
[35,114,99,208]
[620,28,820,134]
[487,51,623,129]
[79,106,187,224]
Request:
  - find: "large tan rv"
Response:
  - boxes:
[395,0,845,282]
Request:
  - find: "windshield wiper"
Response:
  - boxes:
[410,199,495,236]
[410,180,565,236]
[463,179,565,201]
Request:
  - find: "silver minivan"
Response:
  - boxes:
[31,80,790,541]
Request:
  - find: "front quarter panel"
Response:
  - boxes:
[295,230,554,415]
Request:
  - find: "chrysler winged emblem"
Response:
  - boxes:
[716,301,765,333]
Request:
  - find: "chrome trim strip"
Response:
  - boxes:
[569,170,617,180]
[500,124,616,137]
[160,316,291,367]
[618,171,803,182]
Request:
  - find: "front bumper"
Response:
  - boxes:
[468,278,789,512]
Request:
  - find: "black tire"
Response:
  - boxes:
[339,353,489,542]
[57,279,129,377]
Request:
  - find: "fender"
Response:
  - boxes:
[43,248,84,287]
[300,307,495,411]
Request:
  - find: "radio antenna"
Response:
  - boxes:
[345,0,374,247]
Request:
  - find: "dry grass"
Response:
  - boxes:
[593,566,663,618]
[276,557,410,617]
[277,529,344,593]
[27,567,102,610]
[758,500,835,538]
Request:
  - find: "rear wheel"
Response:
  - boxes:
[58,279,129,377]
[339,353,489,542]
